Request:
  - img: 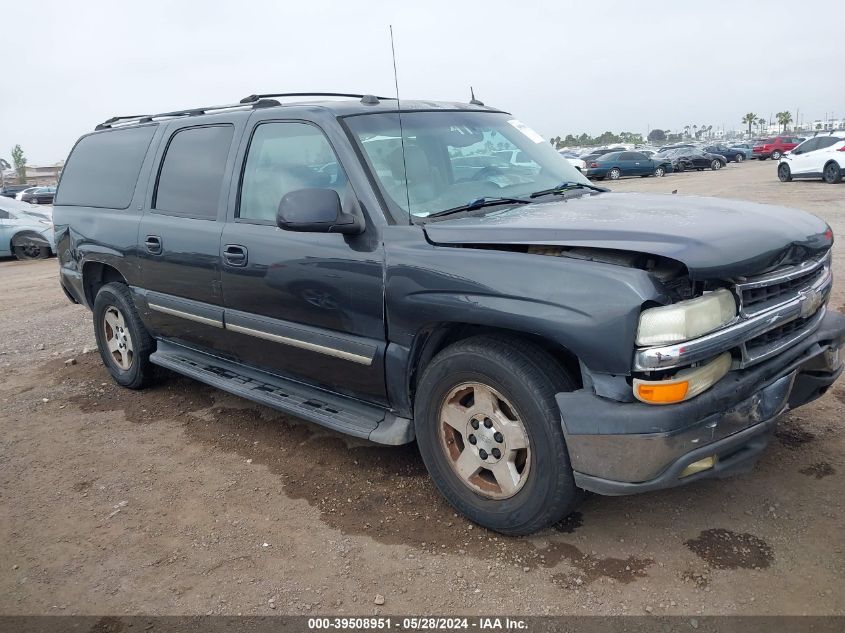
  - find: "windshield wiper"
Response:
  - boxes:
[426,196,531,219]
[529,181,609,198]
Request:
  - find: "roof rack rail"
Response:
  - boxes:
[239,92,394,104]
[94,98,281,131]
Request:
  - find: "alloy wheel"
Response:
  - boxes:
[103,306,134,370]
[438,382,531,500]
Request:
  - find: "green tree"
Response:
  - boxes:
[816,123,823,130]
[756,117,766,134]
[647,129,667,142]
[11,145,26,183]
[776,111,793,132]
[741,113,757,137]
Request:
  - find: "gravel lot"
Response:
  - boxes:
[1,159,843,616]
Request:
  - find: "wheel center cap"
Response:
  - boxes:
[467,417,503,463]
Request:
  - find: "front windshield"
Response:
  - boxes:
[345,111,589,218]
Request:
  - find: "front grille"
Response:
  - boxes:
[745,314,813,352]
[741,267,821,311]
[732,251,832,368]
[736,251,830,318]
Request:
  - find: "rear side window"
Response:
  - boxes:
[56,126,156,208]
[816,137,841,150]
[154,125,234,219]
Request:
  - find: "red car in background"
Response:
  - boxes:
[753,135,805,160]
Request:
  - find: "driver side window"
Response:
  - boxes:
[239,122,348,223]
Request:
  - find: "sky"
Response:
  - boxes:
[2,0,843,164]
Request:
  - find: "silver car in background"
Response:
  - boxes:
[0,197,55,260]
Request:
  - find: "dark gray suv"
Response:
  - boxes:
[53,93,844,534]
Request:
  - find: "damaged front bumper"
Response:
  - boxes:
[557,311,845,495]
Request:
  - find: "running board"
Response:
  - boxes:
[150,341,413,445]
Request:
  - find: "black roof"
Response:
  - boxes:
[95,93,502,130]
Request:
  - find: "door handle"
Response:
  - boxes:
[223,244,248,267]
[144,235,162,255]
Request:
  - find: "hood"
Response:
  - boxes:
[423,192,832,279]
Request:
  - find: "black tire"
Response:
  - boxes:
[823,161,842,184]
[608,168,621,180]
[778,163,792,182]
[711,159,722,170]
[414,335,582,535]
[676,163,685,173]
[759,156,768,161]
[771,150,782,160]
[655,166,666,177]
[11,232,50,260]
[735,153,745,162]
[93,282,157,389]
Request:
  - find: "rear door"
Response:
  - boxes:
[218,114,387,402]
[618,152,642,175]
[137,117,243,350]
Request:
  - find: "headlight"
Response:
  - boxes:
[636,289,736,346]
[634,352,732,404]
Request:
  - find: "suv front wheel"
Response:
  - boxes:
[93,282,157,389]
[414,336,582,535]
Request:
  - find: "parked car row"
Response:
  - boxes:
[0,185,56,204]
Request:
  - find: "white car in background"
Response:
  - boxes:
[558,149,586,172]
[493,149,540,173]
[778,131,845,184]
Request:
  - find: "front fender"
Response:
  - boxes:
[385,227,666,375]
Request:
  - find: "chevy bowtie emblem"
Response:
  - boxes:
[799,288,823,318]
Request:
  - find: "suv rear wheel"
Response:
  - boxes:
[771,150,782,160]
[414,336,581,535]
[93,282,157,389]
[778,163,792,182]
[823,161,842,184]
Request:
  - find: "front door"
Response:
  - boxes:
[219,119,387,402]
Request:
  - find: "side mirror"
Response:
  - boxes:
[276,188,362,234]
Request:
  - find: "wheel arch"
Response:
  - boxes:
[82,261,129,307]
[823,159,842,173]
[10,229,49,251]
[405,322,584,412]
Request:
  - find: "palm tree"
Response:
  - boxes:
[742,113,757,137]
[684,125,690,138]
[757,117,766,135]
[776,111,793,132]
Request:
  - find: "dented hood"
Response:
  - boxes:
[423,192,832,279]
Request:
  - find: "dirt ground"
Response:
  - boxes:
[1,159,843,617]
